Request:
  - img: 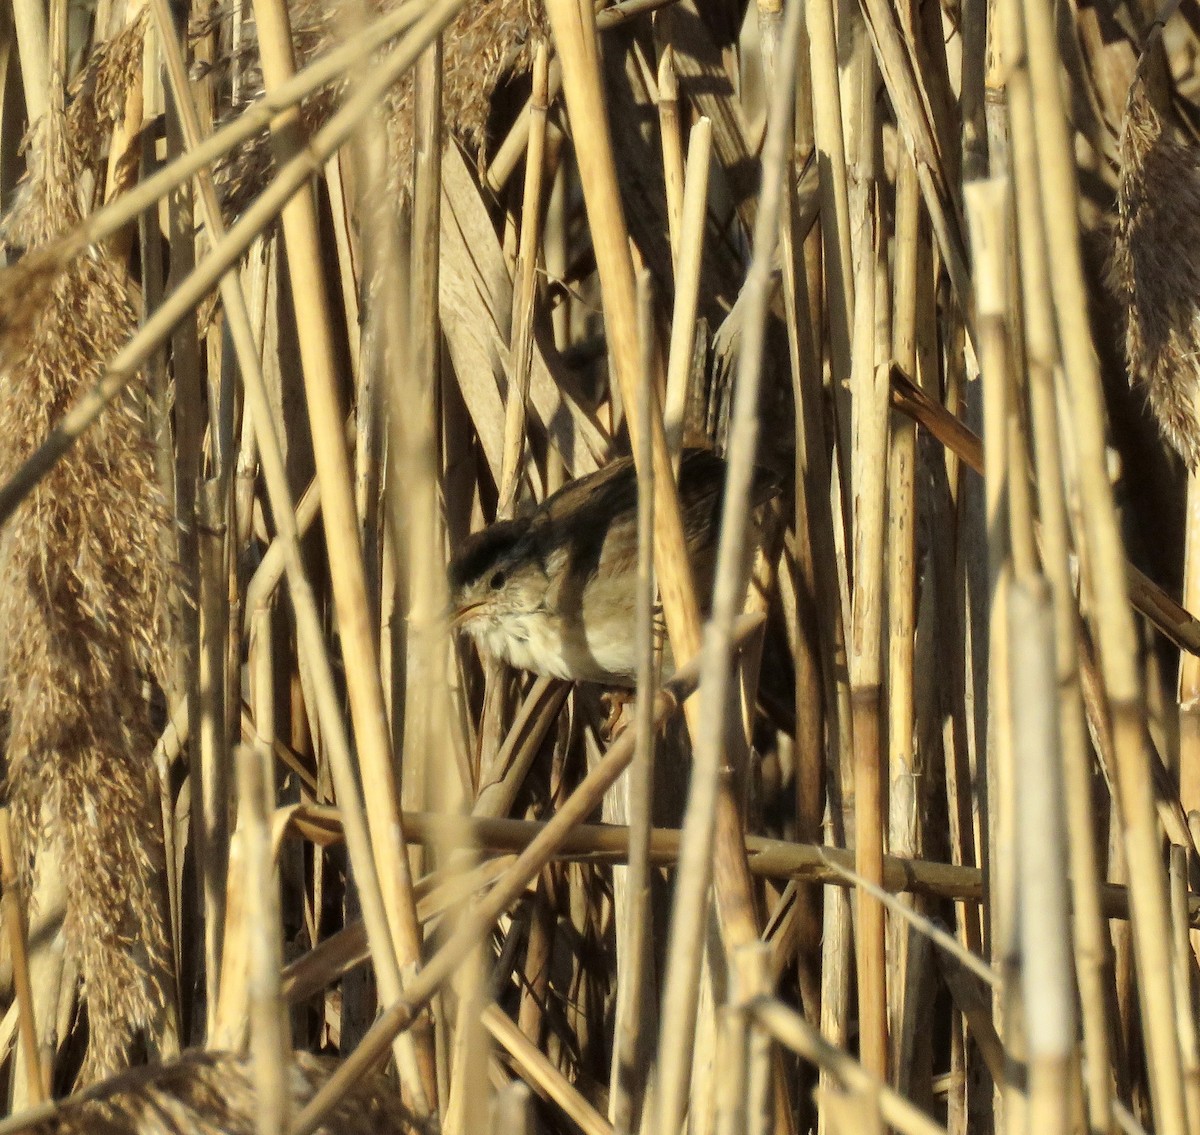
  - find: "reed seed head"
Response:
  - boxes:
[1112,33,1200,468]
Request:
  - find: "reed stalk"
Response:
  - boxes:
[7,0,1200,1131]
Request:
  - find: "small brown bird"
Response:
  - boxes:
[448,449,780,684]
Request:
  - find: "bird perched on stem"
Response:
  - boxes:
[448,449,781,684]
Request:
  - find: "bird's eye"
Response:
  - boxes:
[489,570,506,591]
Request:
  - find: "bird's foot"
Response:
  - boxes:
[600,690,635,742]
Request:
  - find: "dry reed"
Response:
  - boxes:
[5,0,1200,1132]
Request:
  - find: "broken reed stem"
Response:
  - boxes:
[144,0,426,1086]
[247,0,435,1113]
[1011,580,1074,1135]
[0,811,44,1107]
[663,115,711,463]
[1020,0,1188,1125]
[499,39,551,517]
[487,57,564,195]
[0,0,467,528]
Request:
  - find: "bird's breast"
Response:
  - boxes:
[468,585,674,685]
[473,610,575,681]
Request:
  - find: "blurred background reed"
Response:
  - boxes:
[1,0,1200,1131]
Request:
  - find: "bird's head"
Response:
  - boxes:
[447,519,553,645]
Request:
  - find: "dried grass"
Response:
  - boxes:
[0,99,173,1081]
[63,12,150,178]
[21,1050,410,1134]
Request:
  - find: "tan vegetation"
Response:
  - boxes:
[0,0,1199,1131]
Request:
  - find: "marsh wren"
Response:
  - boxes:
[449,449,780,684]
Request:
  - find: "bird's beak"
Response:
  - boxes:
[449,601,484,630]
